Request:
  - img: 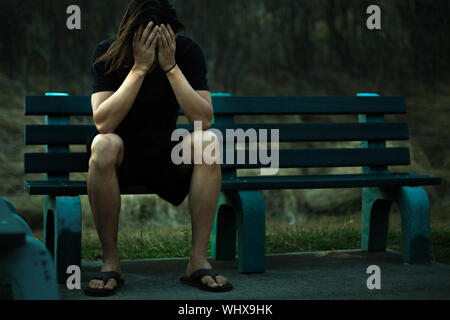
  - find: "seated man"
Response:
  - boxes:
[84,0,232,296]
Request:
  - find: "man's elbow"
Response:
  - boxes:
[190,113,213,130]
[200,114,213,130]
[202,118,212,130]
[94,120,114,135]
[203,107,214,130]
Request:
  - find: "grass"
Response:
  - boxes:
[33,212,450,265]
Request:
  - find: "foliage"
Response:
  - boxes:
[0,0,449,94]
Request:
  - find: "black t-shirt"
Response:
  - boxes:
[90,35,209,146]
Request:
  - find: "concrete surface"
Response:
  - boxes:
[61,250,450,300]
[1,249,449,300]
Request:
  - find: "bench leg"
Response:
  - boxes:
[234,190,266,273]
[0,236,59,300]
[211,193,237,260]
[44,195,82,283]
[361,187,393,252]
[396,186,430,264]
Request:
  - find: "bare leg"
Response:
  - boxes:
[185,131,229,288]
[87,133,124,291]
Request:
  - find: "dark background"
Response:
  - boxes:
[0,0,448,229]
[1,0,449,95]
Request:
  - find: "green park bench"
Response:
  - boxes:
[0,196,58,299]
[23,93,442,283]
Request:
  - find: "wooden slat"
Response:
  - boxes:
[221,173,442,190]
[24,172,442,195]
[25,125,97,145]
[211,96,406,115]
[222,148,411,169]
[24,96,406,116]
[24,148,410,173]
[24,153,89,173]
[25,122,409,145]
[24,180,154,196]
[25,96,92,115]
[180,122,409,142]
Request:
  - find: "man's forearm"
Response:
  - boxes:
[94,67,146,134]
[166,65,213,129]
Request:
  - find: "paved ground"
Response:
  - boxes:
[1,249,450,300]
[59,249,450,300]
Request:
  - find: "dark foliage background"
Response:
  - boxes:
[1,0,449,94]
[0,0,448,228]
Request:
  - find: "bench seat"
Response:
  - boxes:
[25,172,441,196]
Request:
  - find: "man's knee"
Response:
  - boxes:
[89,133,124,170]
[189,130,221,164]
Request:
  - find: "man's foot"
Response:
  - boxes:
[86,263,123,293]
[185,258,231,290]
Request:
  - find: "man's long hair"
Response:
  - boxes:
[95,0,184,75]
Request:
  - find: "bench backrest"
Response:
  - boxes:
[24,95,410,180]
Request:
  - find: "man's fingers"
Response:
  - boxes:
[157,32,163,50]
[164,25,176,50]
[141,21,154,43]
[162,25,172,46]
[145,25,159,48]
[161,25,170,49]
[149,31,158,51]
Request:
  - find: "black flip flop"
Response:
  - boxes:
[84,271,125,297]
[180,269,233,292]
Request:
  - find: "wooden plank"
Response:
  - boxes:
[206,122,409,142]
[211,96,406,115]
[24,153,89,173]
[25,180,154,196]
[24,96,406,116]
[24,172,442,195]
[25,96,92,115]
[24,147,410,173]
[25,122,409,145]
[220,173,442,190]
[25,125,97,145]
[223,148,411,169]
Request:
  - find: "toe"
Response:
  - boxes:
[202,276,218,288]
[89,280,103,289]
[96,280,104,289]
[104,279,117,291]
[215,275,228,286]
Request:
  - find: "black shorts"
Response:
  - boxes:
[86,131,193,207]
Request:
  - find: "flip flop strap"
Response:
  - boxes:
[190,269,219,281]
[93,271,121,283]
